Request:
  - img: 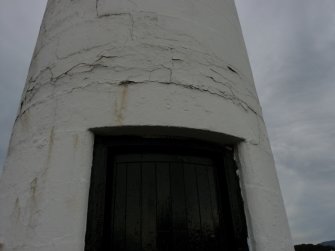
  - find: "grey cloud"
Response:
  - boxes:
[236,0,335,244]
[0,0,47,172]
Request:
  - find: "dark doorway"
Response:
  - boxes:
[85,137,249,251]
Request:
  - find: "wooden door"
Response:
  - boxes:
[85,138,249,251]
[106,154,222,251]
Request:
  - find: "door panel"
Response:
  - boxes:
[85,139,249,251]
[108,154,222,251]
[112,163,127,250]
[184,163,202,251]
[142,162,157,251]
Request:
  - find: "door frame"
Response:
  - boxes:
[84,136,249,251]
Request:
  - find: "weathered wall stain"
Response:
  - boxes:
[73,134,79,149]
[30,178,38,201]
[27,178,40,231]
[11,197,21,222]
[114,84,129,125]
[20,110,30,131]
[46,127,54,167]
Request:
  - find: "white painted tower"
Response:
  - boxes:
[0,0,294,250]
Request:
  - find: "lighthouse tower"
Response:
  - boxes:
[0,0,294,250]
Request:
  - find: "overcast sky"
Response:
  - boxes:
[1,0,334,245]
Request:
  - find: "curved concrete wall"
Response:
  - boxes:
[0,0,294,250]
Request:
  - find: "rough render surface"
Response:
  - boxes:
[0,0,294,250]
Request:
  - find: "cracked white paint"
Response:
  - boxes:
[0,0,294,250]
